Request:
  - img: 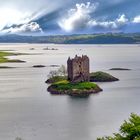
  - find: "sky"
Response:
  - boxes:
[0,0,140,35]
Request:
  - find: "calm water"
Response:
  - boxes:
[0,44,140,140]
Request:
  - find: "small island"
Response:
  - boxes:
[46,71,119,84]
[46,55,119,97]
[48,80,102,97]
[90,71,119,82]
[32,65,46,68]
[43,47,58,50]
[109,68,131,71]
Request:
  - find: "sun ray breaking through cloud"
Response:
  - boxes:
[0,0,139,34]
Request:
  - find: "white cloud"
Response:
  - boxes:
[0,8,31,30]
[116,14,128,24]
[1,22,43,34]
[58,2,97,32]
[0,0,69,32]
[58,2,128,32]
[133,15,140,23]
[88,14,128,29]
[88,20,118,29]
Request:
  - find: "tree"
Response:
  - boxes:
[48,70,59,78]
[48,65,67,78]
[97,113,140,140]
[58,65,67,76]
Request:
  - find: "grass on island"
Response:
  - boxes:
[52,80,98,90]
[0,51,24,63]
[48,80,102,96]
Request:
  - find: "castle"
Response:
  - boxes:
[67,55,90,83]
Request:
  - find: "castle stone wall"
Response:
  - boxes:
[67,55,90,83]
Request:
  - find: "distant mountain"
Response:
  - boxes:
[0,33,140,44]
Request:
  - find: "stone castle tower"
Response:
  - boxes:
[67,55,90,83]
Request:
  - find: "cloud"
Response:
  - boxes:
[1,22,43,34]
[58,2,128,32]
[116,14,128,23]
[58,2,98,32]
[133,15,140,23]
[0,0,69,32]
[88,14,128,29]
[0,8,31,30]
[0,0,139,34]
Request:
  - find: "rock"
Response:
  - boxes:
[51,48,58,50]
[49,65,60,67]
[109,68,131,71]
[47,81,103,97]
[68,88,103,97]
[33,65,46,68]
[43,47,58,50]
[90,71,119,82]
[43,47,49,50]
[30,48,35,50]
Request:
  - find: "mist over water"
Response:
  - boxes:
[0,44,140,140]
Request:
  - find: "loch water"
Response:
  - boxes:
[0,44,140,140]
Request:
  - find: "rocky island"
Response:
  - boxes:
[48,80,102,97]
[90,71,119,82]
[46,55,118,97]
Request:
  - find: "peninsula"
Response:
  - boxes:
[0,51,25,63]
